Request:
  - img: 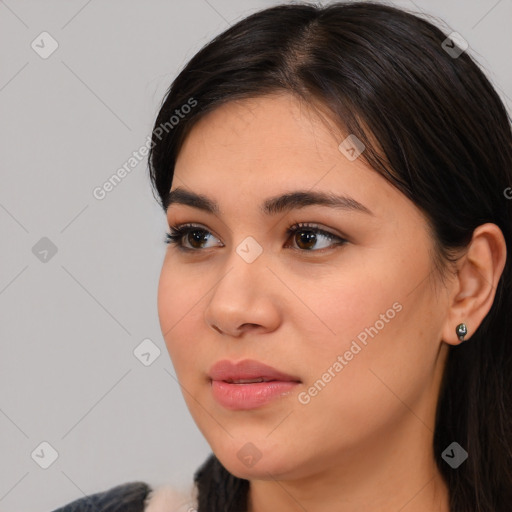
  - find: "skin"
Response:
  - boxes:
[157,92,507,512]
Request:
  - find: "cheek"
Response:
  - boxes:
[295,281,401,405]
[157,261,205,375]
[298,260,403,352]
[292,254,433,412]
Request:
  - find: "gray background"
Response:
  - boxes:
[0,1,510,510]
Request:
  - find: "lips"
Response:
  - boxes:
[208,359,301,384]
[208,359,302,410]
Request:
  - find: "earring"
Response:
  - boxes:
[456,323,468,342]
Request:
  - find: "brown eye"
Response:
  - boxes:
[293,230,318,250]
[165,224,221,250]
[286,223,347,251]
[186,228,210,249]
[165,222,346,252]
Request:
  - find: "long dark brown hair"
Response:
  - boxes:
[148,2,512,510]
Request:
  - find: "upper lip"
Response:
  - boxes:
[208,359,301,383]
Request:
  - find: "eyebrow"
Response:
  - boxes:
[166,186,374,216]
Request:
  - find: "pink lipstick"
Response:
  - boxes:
[208,359,301,410]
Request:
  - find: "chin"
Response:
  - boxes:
[210,437,300,481]
[220,455,291,481]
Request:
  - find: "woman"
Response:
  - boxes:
[53,2,512,511]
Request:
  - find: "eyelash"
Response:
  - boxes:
[164,222,347,253]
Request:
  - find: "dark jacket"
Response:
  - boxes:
[50,481,152,512]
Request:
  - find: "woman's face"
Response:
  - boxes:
[157,93,451,481]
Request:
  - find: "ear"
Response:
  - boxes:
[441,223,507,346]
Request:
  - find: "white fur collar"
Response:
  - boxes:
[144,483,198,512]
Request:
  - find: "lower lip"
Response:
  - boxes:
[210,380,300,410]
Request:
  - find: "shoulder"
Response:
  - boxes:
[144,482,198,512]
[51,481,152,511]
[51,481,197,512]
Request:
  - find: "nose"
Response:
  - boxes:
[203,249,281,337]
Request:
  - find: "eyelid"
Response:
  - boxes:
[174,222,222,240]
[165,221,348,252]
[169,222,224,250]
[168,219,346,239]
[286,219,349,241]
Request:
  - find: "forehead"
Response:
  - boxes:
[177,93,342,163]
[176,94,363,185]
[171,93,411,224]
